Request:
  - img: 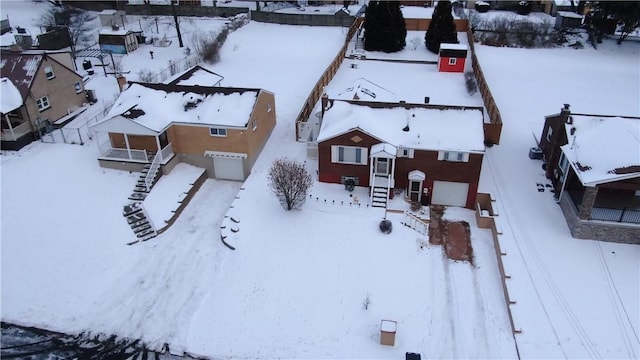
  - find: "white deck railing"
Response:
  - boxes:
[100,147,150,162]
[1,121,32,141]
[144,151,161,192]
[160,143,173,163]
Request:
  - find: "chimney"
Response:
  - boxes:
[561,103,572,124]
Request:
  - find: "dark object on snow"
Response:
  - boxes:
[406,353,422,360]
[379,219,392,234]
[529,147,543,160]
[464,71,478,95]
[475,2,490,13]
[516,1,532,15]
[344,178,356,192]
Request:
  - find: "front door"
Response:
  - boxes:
[409,180,422,202]
[375,158,389,175]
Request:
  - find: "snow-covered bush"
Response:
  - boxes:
[379,219,392,234]
[465,71,478,95]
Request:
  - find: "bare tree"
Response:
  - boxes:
[268,158,313,211]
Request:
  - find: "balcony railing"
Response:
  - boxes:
[1,121,33,141]
[591,207,640,224]
[98,143,174,164]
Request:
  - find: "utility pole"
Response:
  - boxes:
[170,0,184,48]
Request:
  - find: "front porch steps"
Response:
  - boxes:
[128,160,162,201]
[124,157,162,243]
[371,186,389,208]
[123,202,157,243]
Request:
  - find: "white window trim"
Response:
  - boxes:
[438,151,469,162]
[209,127,227,137]
[331,145,368,165]
[398,147,414,158]
[546,126,553,142]
[44,65,55,80]
[251,118,258,131]
[74,82,82,94]
[36,96,51,111]
[448,58,457,65]
[558,152,569,179]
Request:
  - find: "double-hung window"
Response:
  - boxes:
[44,65,55,79]
[36,96,50,111]
[209,127,227,137]
[448,58,457,65]
[438,151,469,162]
[331,145,367,165]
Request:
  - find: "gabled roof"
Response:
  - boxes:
[168,65,224,87]
[1,77,23,113]
[0,51,78,102]
[561,115,640,186]
[0,51,43,101]
[326,78,396,103]
[94,82,264,133]
[317,100,485,153]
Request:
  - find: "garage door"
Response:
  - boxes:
[432,181,469,207]
[213,157,245,180]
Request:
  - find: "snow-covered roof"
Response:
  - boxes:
[440,43,468,51]
[0,51,42,100]
[168,65,224,87]
[370,142,397,158]
[317,101,485,153]
[326,78,396,103]
[561,115,640,186]
[96,83,260,133]
[99,27,132,36]
[557,11,583,19]
[0,77,23,113]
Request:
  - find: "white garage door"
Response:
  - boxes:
[213,157,245,180]
[432,181,469,207]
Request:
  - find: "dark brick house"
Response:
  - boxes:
[539,105,640,243]
[316,98,485,209]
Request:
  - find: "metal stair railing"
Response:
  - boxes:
[144,152,161,192]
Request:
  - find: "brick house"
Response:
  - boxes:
[0,50,86,150]
[316,98,485,209]
[90,78,275,181]
[539,105,640,243]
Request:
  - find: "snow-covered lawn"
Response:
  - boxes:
[1,1,639,358]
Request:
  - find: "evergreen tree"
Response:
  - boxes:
[425,0,458,53]
[364,1,407,53]
[364,1,381,51]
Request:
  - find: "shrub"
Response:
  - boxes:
[465,71,478,95]
[410,201,422,212]
[344,178,356,192]
[137,69,155,83]
[379,219,392,234]
[268,158,313,211]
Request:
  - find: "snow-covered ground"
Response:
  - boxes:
[1,1,639,359]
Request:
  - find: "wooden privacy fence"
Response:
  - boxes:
[466,29,503,145]
[475,193,521,358]
[294,17,364,141]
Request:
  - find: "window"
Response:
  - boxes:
[36,96,50,111]
[44,65,55,79]
[546,126,553,142]
[331,145,367,165]
[267,104,272,113]
[251,118,257,131]
[448,58,457,65]
[74,82,82,94]
[558,152,569,180]
[398,147,414,158]
[438,151,469,162]
[209,127,227,136]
